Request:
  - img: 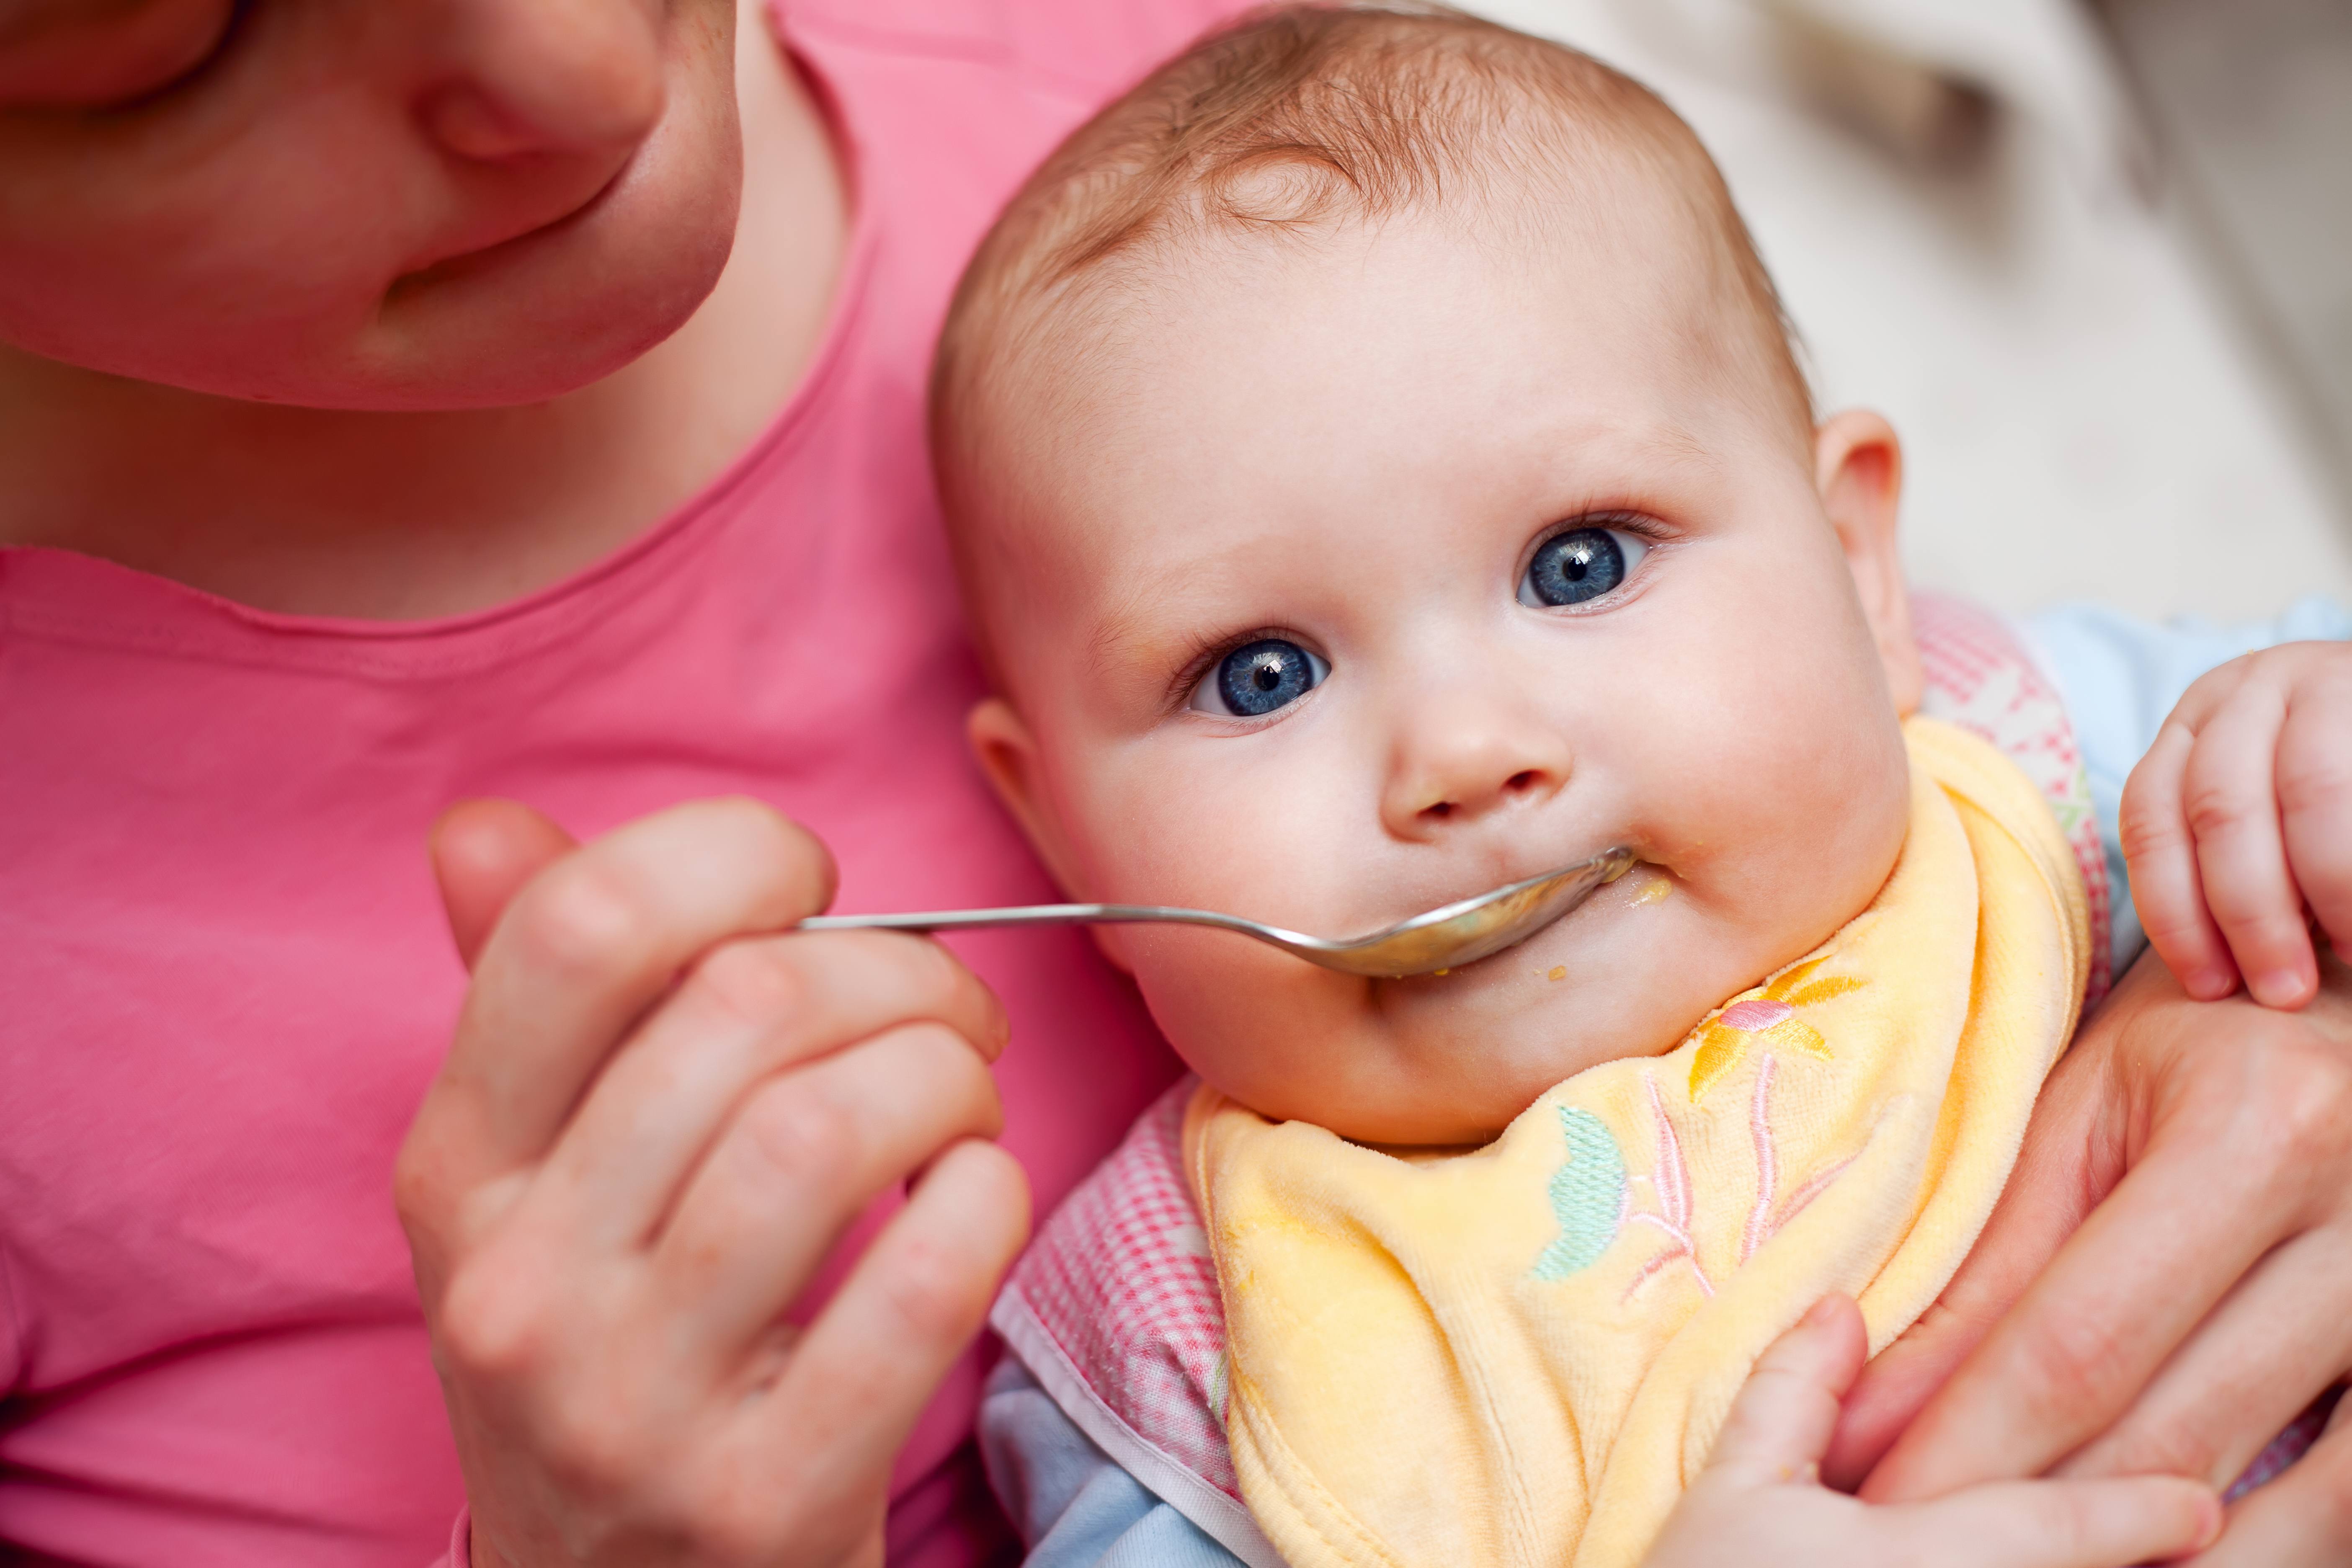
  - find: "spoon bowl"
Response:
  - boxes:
[795,846,1638,978]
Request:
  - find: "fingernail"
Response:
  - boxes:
[2193,1491,2225,1548]
[1801,1294,1847,1330]
[2256,969,2310,1008]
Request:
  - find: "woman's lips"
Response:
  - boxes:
[388,160,633,294]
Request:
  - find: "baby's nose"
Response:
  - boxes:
[422,0,668,161]
[1381,725,1570,840]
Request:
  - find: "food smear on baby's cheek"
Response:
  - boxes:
[1547,965,1567,982]
[1631,875,1672,907]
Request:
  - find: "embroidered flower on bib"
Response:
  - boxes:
[1688,954,1865,1101]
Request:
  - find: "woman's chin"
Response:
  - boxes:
[340,169,741,411]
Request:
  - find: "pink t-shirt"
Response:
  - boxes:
[0,3,1237,1563]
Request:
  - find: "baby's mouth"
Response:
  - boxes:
[1364,848,1648,983]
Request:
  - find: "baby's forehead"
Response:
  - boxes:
[1060,152,1747,367]
[1035,195,1739,448]
[935,10,1808,503]
[966,167,1790,532]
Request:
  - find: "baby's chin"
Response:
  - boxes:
[1179,973,1698,1147]
[1167,878,1792,1146]
[1191,1017,1649,1146]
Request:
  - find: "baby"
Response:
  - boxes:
[925,6,2350,1565]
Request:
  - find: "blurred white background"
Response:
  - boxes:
[2101,0,2352,507]
[1465,0,2352,620]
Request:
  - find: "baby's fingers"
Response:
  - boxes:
[2122,722,2236,1001]
[2277,665,2352,968]
[1702,1296,1866,1488]
[1910,1475,2218,1568]
[2182,689,2314,1008]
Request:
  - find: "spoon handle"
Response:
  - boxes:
[797,904,1292,941]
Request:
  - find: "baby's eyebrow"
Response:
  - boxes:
[1636,420,1716,471]
[1077,549,1266,696]
[1542,413,1720,478]
[1085,576,1197,677]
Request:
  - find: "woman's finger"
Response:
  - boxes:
[2122,721,2235,1000]
[1702,1295,1865,1488]
[1905,1476,2220,1568]
[532,928,1006,1248]
[430,799,579,970]
[417,797,838,1195]
[650,1020,1005,1354]
[750,1137,1031,1512]
[2186,1410,2352,1566]
[2179,686,2313,1008]
[2056,1223,2352,1491]
[2276,668,2352,967]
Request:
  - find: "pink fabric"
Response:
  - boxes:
[0,3,1244,1565]
[993,1082,1238,1502]
[1910,592,2114,1004]
[993,594,2119,1554]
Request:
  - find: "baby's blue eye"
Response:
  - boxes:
[1519,526,1648,608]
[1191,638,1330,718]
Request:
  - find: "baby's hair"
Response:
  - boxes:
[933,2,1813,644]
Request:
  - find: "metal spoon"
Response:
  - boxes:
[795,846,1638,979]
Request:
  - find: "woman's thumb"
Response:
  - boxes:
[429,799,578,970]
[1703,1295,1870,1489]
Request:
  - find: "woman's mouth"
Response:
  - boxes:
[387,160,634,299]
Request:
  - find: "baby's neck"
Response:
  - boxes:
[0,26,846,622]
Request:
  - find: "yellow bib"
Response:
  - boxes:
[1186,718,2090,1568]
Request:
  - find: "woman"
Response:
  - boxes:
[0,1,2346,1564]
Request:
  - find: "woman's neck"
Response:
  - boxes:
[0,2,847,622]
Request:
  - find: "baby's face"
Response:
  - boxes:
[973,206,1917,1144]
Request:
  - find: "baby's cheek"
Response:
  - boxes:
[1078,740,1354,921]
[1635,662,1907,923]
[1120,929,1361,1101]
[1747,727,1906,919]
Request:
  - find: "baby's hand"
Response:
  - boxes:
[2120,642,2352,1008]
[1646,1297,2219,1568]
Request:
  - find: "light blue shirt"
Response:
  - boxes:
[981,1357,1248,1568]
[983,598,2352,1568]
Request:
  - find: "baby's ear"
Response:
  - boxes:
[1816,410,1923,717]
[968,697,1090,901]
